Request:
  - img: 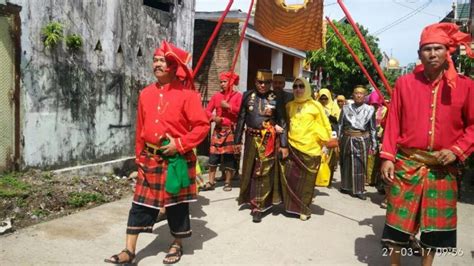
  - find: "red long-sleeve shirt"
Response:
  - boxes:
[205,90,242,126]
[135,80,210,158]
[381,72,474,162]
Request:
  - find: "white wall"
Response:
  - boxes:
[6,0,195,169]
[238,38,249,93]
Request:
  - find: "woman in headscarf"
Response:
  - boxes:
[336,95,346,109]
[282,77,331,220]
[316,88,341,187]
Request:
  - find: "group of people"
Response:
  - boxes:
[104,22,473,266]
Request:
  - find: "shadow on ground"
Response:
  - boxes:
[354,215,421,266]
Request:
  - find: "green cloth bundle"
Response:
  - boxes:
[159,139,190,194]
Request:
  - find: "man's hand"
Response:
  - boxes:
[381,160,395,184]
[279,147,289,160]
[220,100,230,109]
[160,134,178,156]
[322,146,329,155]
[213,116,222,125]
[433,149,457,166]
[275,124,284,134]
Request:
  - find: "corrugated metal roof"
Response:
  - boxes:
[456,3,470,20]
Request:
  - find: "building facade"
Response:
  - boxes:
[0,0,195,171]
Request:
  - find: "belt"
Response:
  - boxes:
[398,147,440,166]
[246,127,262,136]
[144,142,161,156]
[344,130,369,137]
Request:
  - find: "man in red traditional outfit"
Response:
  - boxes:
[201,71,242,192]
[105,41,209,265]
[380,23,474,266]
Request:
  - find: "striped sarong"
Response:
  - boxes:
[385,152,459,234]
[281,145,321,216]
[210,126,238,155]
[339,132,370,194]
[238,131,280,212]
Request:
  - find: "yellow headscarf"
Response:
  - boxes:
[286,79,331,156]
[293,77,312,103]
[316,88,340,120]
[336,95,346,101]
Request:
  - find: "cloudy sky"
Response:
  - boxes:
[196,0,456,66]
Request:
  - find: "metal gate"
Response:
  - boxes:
[0,14,15,172]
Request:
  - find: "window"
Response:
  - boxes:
[282,53,295,80]
[143,0,173,12]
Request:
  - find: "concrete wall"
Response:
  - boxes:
[6,0,195,169]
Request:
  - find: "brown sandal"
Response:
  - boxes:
[201,181,216,191]
[223,183,232,191]
[104,248,135,264]
[163,243,183,264]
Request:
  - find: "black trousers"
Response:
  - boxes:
[381,224,456,249]
[126,202,191,238]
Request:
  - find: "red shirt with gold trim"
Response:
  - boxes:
[135,80,210,158]
[381,72,474,162]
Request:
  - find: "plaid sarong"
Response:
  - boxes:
[133,150,197,209]
[385,152,459,234]
[210,126,239,155]
[281,145,321,216]
[238,131,280,212]
[340,134,370,194]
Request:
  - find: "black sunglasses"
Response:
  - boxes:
[292,84,305,89]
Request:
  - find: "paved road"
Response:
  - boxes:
[1,171,473,265]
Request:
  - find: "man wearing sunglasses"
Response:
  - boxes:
[234,69,289,223]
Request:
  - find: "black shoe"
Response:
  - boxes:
[252,212,262,223]
[355,194,367,200]
[339,188,350,195]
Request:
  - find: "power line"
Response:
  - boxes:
[392,0,441,19]
[324,2,337,7]
[373,0,432,36]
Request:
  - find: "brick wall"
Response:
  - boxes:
[193,20,240,105]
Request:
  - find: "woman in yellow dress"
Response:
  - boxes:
[316,88,341,187]
[281,77,331,220]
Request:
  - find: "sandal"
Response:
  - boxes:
[104,248,135,264]
[163,243,183,264]
[299,214,310,221]
[223,183,232,192]
[200,181,216,191]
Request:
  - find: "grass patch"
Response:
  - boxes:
[67,192,105,208]
[41,172,53,180]
[32,209,49,217]
[0,173,31,198]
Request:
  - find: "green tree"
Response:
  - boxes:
[459,54,474,78]
[307,21,383,97]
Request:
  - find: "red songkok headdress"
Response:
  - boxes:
[154,40,195,90]
[415,23,474,89]
[219,71,240,88]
